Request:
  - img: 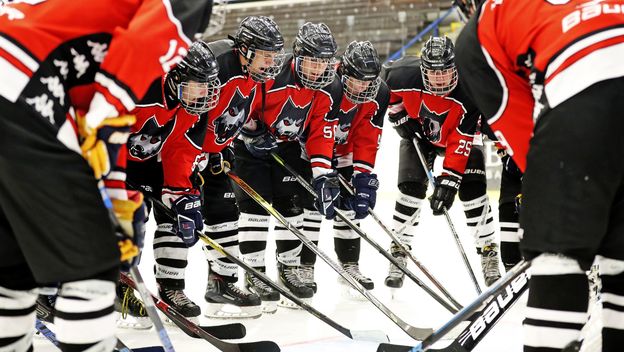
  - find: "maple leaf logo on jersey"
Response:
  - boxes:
[128,116,175,160]
[213,88,253,145]
[273,96,312,140]
[418,101,449,144]
[335,106,358,145]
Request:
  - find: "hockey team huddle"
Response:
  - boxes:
[1,0,624,351]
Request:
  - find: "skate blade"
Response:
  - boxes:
[261,301,278,314]
[339,281,371,301]
[204,303,262,319]
[116,314,153,330]
[278,296,312,309]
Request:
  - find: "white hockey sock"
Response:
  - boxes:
[392,193,423,246]
[275,214,303,266]
[238,213,270,268]
[55,279,117,349]
[461,194,496,248]
[202,219,239,278]
[0,286,36,351]
[153,222,188,285]
[597,256,624,352]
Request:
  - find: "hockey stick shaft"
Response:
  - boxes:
[336,173,464,311]
[120,272,280,352]
[270,152,458,314]
[410,139,482,294]
[146,193,386,343]
[226,166,433,340]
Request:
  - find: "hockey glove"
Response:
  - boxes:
[346,172,379,219]
[208,148,234,175]
[312,170,341,220]
[388,110,422,140]
[430,174,461,215]
[112,190,147,272]
[165,192,203,247]
[240,122,278,158]
[79,115,136,180]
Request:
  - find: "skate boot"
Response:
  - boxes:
[479,243,502,287]
[244,268,279,314]
[159,286,201,324]
[278,263,314,308]
[298,265,317,293]
[341,262,374,290]
[385,242,409,289]
[115,283,153,329]
[204,273,262,319]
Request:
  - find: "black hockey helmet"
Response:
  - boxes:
[340,41,382,104]
[233,16,285,82]
[168,40,221,114]
[420,36,457,96]
[293,22,338,90]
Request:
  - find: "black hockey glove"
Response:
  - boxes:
[112,190,147,272]
[345,172,379,219]
[430,174,461,215]
[163,191,204,247]
[207,147,234,175]
[240,122,278,158]
[388,110,422,140]
[312,170,341,220]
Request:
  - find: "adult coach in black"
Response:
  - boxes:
[0,1,211,351]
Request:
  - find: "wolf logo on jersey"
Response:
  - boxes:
[419,101,449,144]
[335,106,358,145]
[273,96,312,140]
[128,116,175,160]
[213,88,254,145]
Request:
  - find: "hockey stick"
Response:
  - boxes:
[411,139,482,294]
[336,173,463,311]
[376,260,531,352]
[35,317,165,352]
[120,272,280,352]
[225,166,434,341]
[270,152,458,314]
[145,191,389,343]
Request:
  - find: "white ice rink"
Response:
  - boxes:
[34,124,528,352]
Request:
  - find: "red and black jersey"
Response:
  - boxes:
[202,39,259,154]
[0,0,210,151]
[254,55,343,172]
[456,0,624,171]
[334,79,389,174]
[125,77,206,191]
[383,56,480,178]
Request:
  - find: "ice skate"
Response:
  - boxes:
[298,265,317,293]
[339,262,374,300]
[245,268,279,314]
[115,283,153,330]
[384,242,409,291]
[278,263,313,309]
[204,273,262,319]
[479,244,502,287]
[159,286,200,324]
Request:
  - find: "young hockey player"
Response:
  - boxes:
[235,22,343,307]
[0,0,211,350]
[455,0,624,350]
[124,39,221,324]
[297,40,389,293]
[382,36,502,289]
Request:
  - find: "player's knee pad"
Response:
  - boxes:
[0,286,37,340]
[237,199,267,215]
[398,182,427,199]
[597,256,624,276]
[273,196,303,217]
[531,253,585,276]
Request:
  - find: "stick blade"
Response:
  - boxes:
[133,347,166,352]
[193,323,246,340]
[407,326,434,340]
[237,340,281,352]
[349,329,389,343]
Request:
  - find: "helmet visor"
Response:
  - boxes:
[178,78,221,115]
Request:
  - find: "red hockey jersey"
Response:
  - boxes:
[253,55,343,173]
[456,0,624,171]
[334,79,389,174]
[383,56,480,178]
[0,0,210,151]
